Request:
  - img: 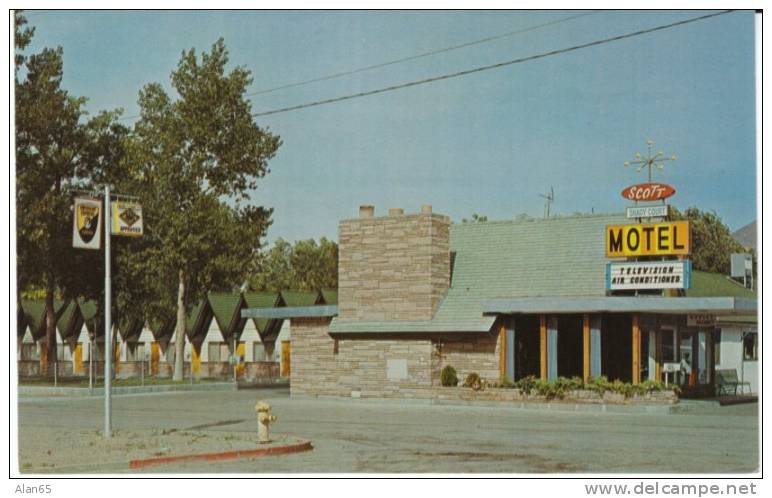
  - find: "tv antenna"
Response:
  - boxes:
[539,186,554,218]
[624,139,677,183]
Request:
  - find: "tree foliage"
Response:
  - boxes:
[250,237,338,292]
[670,207,746,275]
[120,38,281,379]
[15,11,127,374]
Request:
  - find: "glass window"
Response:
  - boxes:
[208,342,221,362]
[21,343,38,360]
[713,329,721,365]
[253,342,266,361]
[661,329,675,362]
[743,332,758,361]
[127,342,144,361]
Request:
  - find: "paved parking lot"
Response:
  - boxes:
[17,388,759,474]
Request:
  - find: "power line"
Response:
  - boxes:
[117,11,598,123]
[251,10,734,118]
[247,11,601,97]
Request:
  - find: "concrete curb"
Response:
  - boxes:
[290,393,679,414]
[18,382,238,397]
[128,439,313,469]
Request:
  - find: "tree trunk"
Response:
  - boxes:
[172,268,186,381]
[44,277,57,379]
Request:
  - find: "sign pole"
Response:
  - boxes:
[104,184,112,438]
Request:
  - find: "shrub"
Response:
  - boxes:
[440,365,458,387]
[463,372,485,391]
[515,375,538,394]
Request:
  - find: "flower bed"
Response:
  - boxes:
[432,374,679,405]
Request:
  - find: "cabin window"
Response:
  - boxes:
[743,332,758,361]
[208,342,230,362]
[127,342,145,361]
[253,343,267,361]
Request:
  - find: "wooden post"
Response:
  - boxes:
[655,330,662,382]
[498,321,506,381]
[632,314,641,384]
[583,314,591,384]
[539,314,547,380]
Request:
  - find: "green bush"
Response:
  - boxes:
[463,372,484,390]
[440,365,458,387]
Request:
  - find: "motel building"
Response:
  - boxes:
[244,204,757,400]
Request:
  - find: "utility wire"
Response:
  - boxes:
[117,11,598,122]
[247,11,600,97]
[251,10,734,118]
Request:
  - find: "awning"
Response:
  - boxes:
[482,296,757,315]
[242,305,338,320]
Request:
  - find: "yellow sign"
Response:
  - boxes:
[606,221,690,257]
[111,201,143,237]
[73,197,102,250]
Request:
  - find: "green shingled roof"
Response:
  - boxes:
[686,270,757,299]
[331,213,630,334]
[186,300,214,341]
[20,299,66,340]
[321,289,338,305]
[687,270,757,324]
[147,318,175,341]
[56,301,84,341]
[118,317,145,342]
[243,292,281,335]
[281,290,322,307]
[208,292,247,340]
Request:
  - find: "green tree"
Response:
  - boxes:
[15,11,127,375]
[671,207,746,275]
[461,213,488,223]
[123,39,281,380]
[250,237,338,292]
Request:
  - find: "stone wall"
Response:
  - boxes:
[434,333,501,385]
[338,210,450,322]
[291,317,435,398]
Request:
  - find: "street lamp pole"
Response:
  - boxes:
[104,184,112,438]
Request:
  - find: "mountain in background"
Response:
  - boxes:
[732,220,757,251]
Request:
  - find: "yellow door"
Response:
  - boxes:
[281,341,291,377]
[74,344,83,375]
[150,343,160,375]
[40,344,48,376]
[114,344,121,375]
[235,342,246,377]
[192,347,201,375]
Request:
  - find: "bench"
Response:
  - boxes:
[716,369,752,396]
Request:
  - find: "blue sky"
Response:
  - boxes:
[21,9,757,243]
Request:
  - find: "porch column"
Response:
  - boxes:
[547,316,558,381]
[582,314,591,384]
[655,330,663,382]
[539,315,547,380]
[498,321,506,381]
[632,314,641,384]
[590,315,602,378]
[506,318,515,381]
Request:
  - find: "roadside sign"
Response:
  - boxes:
[606,260,691,290]
[626,205,669,219]
[687,314,716,327]
[111,201,143,237]
[621,183,676,202]
[606,221,690,257]
[73,197,102,250]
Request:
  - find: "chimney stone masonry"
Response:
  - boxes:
[338,206,451,322]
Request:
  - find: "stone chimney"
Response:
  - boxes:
[338,205,451,322]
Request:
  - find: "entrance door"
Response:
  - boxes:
[281,341,291,377]
[73,344,83,375]
[150,343,160,375]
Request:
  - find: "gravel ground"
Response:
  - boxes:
[17,388,759,474]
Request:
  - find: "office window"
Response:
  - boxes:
[661,329,675,362]
[713,329,721,365]
[743,332,758,361]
